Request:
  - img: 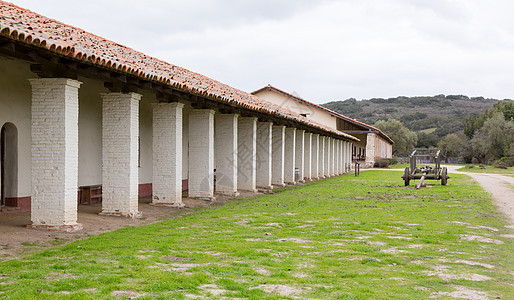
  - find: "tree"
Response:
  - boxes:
[417,132,438,148]
[374,119,417,155]
[437,133,463,161]
[464,100,514,138]
[470,112,514,162]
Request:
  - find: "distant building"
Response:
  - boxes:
[252,85,394,168]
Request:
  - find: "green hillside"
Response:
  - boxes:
[322,95,501,143]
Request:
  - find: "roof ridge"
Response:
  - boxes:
[0,1,359,141]
[252,84,394,144]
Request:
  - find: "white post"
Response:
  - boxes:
[256,122,273,189]
[152,102,184,207]
[304,133,312,181]
[311,134,319,179]
[319,136,325,178]
[324,137,330,178]
[272,125,285,186]
[215,114,239,196]
[284,128,296,184]
[295,130,305,183]
[238,117,257,192]
[189,109,215,199]
[331,138,336,176]
[101,92,142,218]
[29,78,83,231]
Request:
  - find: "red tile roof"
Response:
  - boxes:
[0,1,358,141]
[252,85,394,144]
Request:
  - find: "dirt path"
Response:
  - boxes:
[446,165,514,227]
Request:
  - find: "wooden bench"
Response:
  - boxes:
[79,185,102,205]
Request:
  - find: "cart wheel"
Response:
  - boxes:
[404,167,410,186]
[441,167,447,186]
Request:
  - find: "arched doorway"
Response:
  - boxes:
[1,123,18,207]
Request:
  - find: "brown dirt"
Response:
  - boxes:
[0,192,258,261]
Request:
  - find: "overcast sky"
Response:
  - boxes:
[10,0,514,103]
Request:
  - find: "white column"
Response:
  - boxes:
[336,140,343,175]
[334,139,339,175]
[304,133,312,181]
[342,141,346,172]
[284,128,296,184]
[152,102,184,207]
[238,117,257,192]
[346,141,350,172]
[29,78,82,231]
[324,137,330,177]
[256,122,273,189]
[319,136,325,178]
[189,109,215,199]
[295,130,305,183]
[338,140,343,174]
[347,142,352,171]
[311,134,319,179]
[331,138,336,176]
[101,92,142,218]
[215,114,239,196]
[344,141,349,173]
[272,125,285,186]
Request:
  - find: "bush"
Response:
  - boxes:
[492,157,514,169]
[374,158,397,168]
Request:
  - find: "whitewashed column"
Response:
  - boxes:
[189,109,215,199]
[29,78,82,231]
[284,128,296,184]
[101,92,142,218]
[304,133,312,181]
[238,117,257,192]
[272,126,286,186]
[311,134,319,179]
[319,136,325,178]
[345,141,349,172]
[215,114,239,196]
[346,141,350,172]
[336,140,343,175]
[337,140,343,174]
[331,138,336,176]
[324,137,330,177]
[256,122,273,189]
[152,102,184,207]
[295,130,305,183]
[334,139,339,175]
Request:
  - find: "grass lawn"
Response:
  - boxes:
[457,165,514,177]
[0,171,513,299]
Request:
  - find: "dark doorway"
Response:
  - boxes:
[1,123,17,207]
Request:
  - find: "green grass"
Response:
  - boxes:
[0,171,513,299]
[457,165,514,176]
[418,128,437,134]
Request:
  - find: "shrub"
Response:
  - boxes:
[374,158,397,168]
[492,157,514,169]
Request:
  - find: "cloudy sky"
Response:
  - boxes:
[10,0,514,103]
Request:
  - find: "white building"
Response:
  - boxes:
[252,85,394,168]
[0,2,358,230]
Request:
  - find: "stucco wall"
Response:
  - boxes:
[255,90,337,130]
[0,57,175,200]
[0,57,33,198]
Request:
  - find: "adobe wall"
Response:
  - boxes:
[0,57,193,203]
[255,90,338,130]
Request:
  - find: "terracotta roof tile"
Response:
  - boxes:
[0,1,358,141]
[252,84,394,144]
